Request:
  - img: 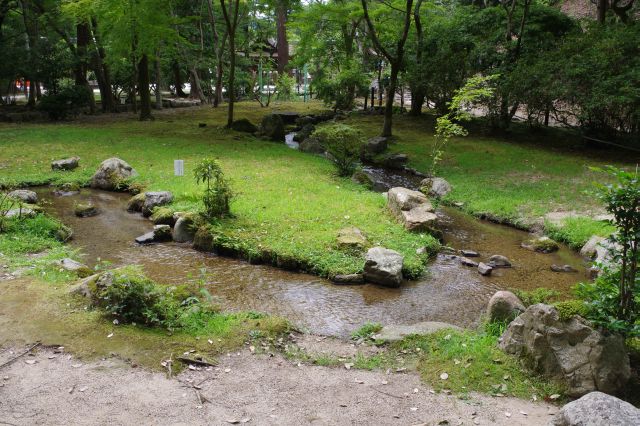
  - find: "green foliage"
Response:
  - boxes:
[351,322,382,341]
[431,75,496,175]
[314,123,364,177]
[545,217,615,251]
[313,60,369,111]
[575,166,640,337]
[512,288,560,307]
[193,158,233,219]
[98,267,162,325]
[275,73,296,101]
[554,299,589,321]
[39,86,93,120]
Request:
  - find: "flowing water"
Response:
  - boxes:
[35,185,588,337]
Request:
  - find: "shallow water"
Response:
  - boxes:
[36,186,587,337]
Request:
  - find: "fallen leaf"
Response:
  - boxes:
[381,380,388,385]
[505,412,511,418]
[107,333,113,338]
[520,410,528,416]
[410,407,418,412]
[24,360,36,365]
[79,387,88,392]
[440,372,449,380]
[344,363,353,370]
[71,364,82,368]
[224,368,231,373]
[549,394,561,400]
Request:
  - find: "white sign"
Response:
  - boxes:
[174,160,184,176]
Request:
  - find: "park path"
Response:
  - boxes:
[0,344,558,426]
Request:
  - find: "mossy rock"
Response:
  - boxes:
[521,236,559,253]
[54,224,73,242]
[351,170,374,190]
[231,118,258,133]
[126,193,146,212]
[151,207,176,225]
[74,203,98,218]
[193,226,216,252]
[336,226,368,251]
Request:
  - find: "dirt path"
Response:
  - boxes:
[0,344,558,425]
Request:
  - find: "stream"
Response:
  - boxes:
[35,182,587,338]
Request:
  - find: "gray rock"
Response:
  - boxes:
[499,304,630,397]
[293,124,315,143]
[521,236,559,253]
[552,392,640,426]
[420,177,452,198]
[580,235,606,259]
[488,255,511,268]
[69,273,101,298]
[153,224,172,241]
[459,257,479,267]
[551,264,577,273]
[337,227,368,251]
[142,191,173,217]
[260,114,285,141]
[363,246,404,287]
[365,136,388,154]
[58,258,92,277]
[382,153,409,170]
[173,216,195,243]
[299,136,325,154]
[387,187,431,215]
[51,156,80,171]
[4,208,35,218]
[487,291,525,323]
[460,250,479,257]
[373,321,461,342]
[478,262,493,276]
[332,274,365,285]
[126,194,146,212]
[135,231,155,244]
[90,158,138,190]
[231,118,258,133]
[74,203,98,217]
[399,204,438,232]
[7,190,38,204]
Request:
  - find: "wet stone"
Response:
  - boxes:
[459,257,479,267]
[460,250,479,258]
[551,264,577,273]
[478,262,493,276]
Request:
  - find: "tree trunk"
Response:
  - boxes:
[597,0,607,23]
[382,63,399,137]
[173,61,187,97]
[410,89,425,116]
[90,18,116,112]
[138,54,153,120]
[76,22,96,114]
[226,35,236,126]
[276,1,289,74]
[155,54,162,109]
[189,67,206,103]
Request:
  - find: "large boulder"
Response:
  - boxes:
[387,187,430,215]
[74,202,98,218]
[382,153,409,170]
[363,246,404,287]
[486,291,525,323]
[4,208,36,218]
[336,227,368,251]
[293,124,315,143]
[51,156,80,171]
[580,235,606,259]
[365,136,388,154]
[7,190,38,204]
[521,236,559,253]
[260,114,285,141]
[552,392,640,426]
[135,224,172,244]
[399,204,438,232]
[420,177,452,198]
[173,215,196,243]
[499,304,630,397]
[58,258,92,277]
[387,187,436,232]
[231,118,258,133]
[299,136,324,154]
[90,158,138,190]
[142,191,173,217]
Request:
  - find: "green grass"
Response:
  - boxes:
[0,102,439,279]
[343,113,632,247]
[400,329,565,400]
[545,216,615,250]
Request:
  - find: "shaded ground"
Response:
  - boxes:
[0,345,558,426]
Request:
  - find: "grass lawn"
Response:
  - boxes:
[344,113,627,247]
[0,101,438,279]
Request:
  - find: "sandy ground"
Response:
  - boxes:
[0,344,559,426]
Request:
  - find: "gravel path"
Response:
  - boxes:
[0,345,558,425]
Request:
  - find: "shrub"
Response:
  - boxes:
[193,158,233,219]
[97,267,161,325]
[276,73,296,101]
[314,124,364,177]
[554,299,589,321]
[511,288,560,307]
[39,85,93,120]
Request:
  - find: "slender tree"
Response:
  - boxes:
[220,0,241,127]
[361,0,413,137]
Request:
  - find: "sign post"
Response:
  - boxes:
[174,160,184,176]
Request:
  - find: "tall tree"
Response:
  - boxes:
[361,0,414,137]
[220,0,241,127]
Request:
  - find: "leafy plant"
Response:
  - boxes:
[431,75,497,176]
[575,166,640,337]
[38,85,93,120]
[314,124,364,177]
[193,158,233,219]
[275,72,296,101]
[351,322,382,341]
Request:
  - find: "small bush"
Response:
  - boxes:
[193,158,233,219]
[39,85,93,120]
[554,299,589,320]
[276,73,296,101]
[314,124,364,177]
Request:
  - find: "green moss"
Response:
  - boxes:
[150,207,175,225]
[126,193,146,212]
[511,288,560,307]
[554,299,589,320]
